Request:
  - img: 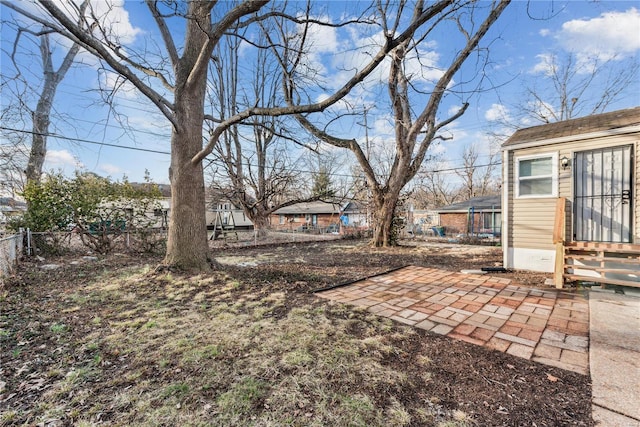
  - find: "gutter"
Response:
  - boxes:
[502,125,640,152]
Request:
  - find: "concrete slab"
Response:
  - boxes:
[592,405,640,427]
[590,292,640,424]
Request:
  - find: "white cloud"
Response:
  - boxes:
[301,16,340,54]
[485,103,510,122]
[99,69,139,99]
[530,53,555,75]
[98,163,123,176]
[430,143,446,155]
[373,114,394,137]
[539,28,551,37]
[557,8,640,60]
[45,149,83,169]
[88,0,142,45]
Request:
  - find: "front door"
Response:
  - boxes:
[574,145,633,242]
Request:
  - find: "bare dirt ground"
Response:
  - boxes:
[0,237,590,426]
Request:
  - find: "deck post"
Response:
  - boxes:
[553,197,566,289]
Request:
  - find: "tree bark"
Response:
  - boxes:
[250,214,270,238]
[162,2,211,271]
[371,199,395,247]
[370,182,404,247]
[164,128,210,270]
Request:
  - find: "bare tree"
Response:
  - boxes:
[0,107,28,197]
[25,31,82,184]
[455,143,500,200]
[207,29,321,236]
[1,3,87,190]
[282,0,511,246]
[413,164,460,209]
[0,142,28,198]
[4,0,454,269]
[484,51,640,137]
[524,52,639,124]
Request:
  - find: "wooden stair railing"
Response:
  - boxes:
[563,242,640,289]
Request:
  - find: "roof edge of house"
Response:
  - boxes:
[502,124,640,152]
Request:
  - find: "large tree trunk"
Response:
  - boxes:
[251,214,270,238]
[164,129,210,270]
[162,3,211,271]
[371,190,401,247]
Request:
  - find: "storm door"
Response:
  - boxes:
[574,145,633,242]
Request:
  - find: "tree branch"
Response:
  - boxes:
[187,1,268,90]
[146,0,179,68]
[192,1,453,166]
[30,0,178,127]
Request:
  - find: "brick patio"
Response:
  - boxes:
[317,266,589,374]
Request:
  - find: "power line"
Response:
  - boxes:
[0,126,171,155]
[1,126,502,177]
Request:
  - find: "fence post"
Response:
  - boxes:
[26,227,32,256]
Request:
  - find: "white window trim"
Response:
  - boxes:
[515,152,558,199]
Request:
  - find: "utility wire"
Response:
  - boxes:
[1,126,502,177]
[1,126,171,155]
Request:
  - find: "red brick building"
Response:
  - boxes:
[436,195,501,237]
[270,201,341,232]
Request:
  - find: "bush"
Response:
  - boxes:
[20,172,165,254]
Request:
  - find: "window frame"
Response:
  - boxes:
[515,152,558,199]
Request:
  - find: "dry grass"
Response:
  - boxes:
[1,264,463,427]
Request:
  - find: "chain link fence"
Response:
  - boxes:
[24,228,168,257]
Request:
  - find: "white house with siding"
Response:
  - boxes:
[501,107,640,283]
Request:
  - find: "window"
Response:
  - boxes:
[481,212,501,234]
[279,214,285,225]
[516,153,557,198]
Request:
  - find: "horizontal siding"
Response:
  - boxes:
[506,134,639,249]
[512,199,557,250]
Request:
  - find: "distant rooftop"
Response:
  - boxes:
[436,195,501,212]
[274,201,341,215]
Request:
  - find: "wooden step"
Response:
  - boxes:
[564,274,640,288]
[564,264,640,276]
[565,243,640,255]
[565,254,640,265]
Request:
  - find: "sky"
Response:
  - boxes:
[1,1,639,190]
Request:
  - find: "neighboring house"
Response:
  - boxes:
[341,201,370,229]
[501,107,639,286]
[0,197,27,229]
[436,195,501,237]
[151,184,171,228]
[205,199,254,230]
[129,183,170,229]
[271,201,341,232]
[412,209,440,231]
